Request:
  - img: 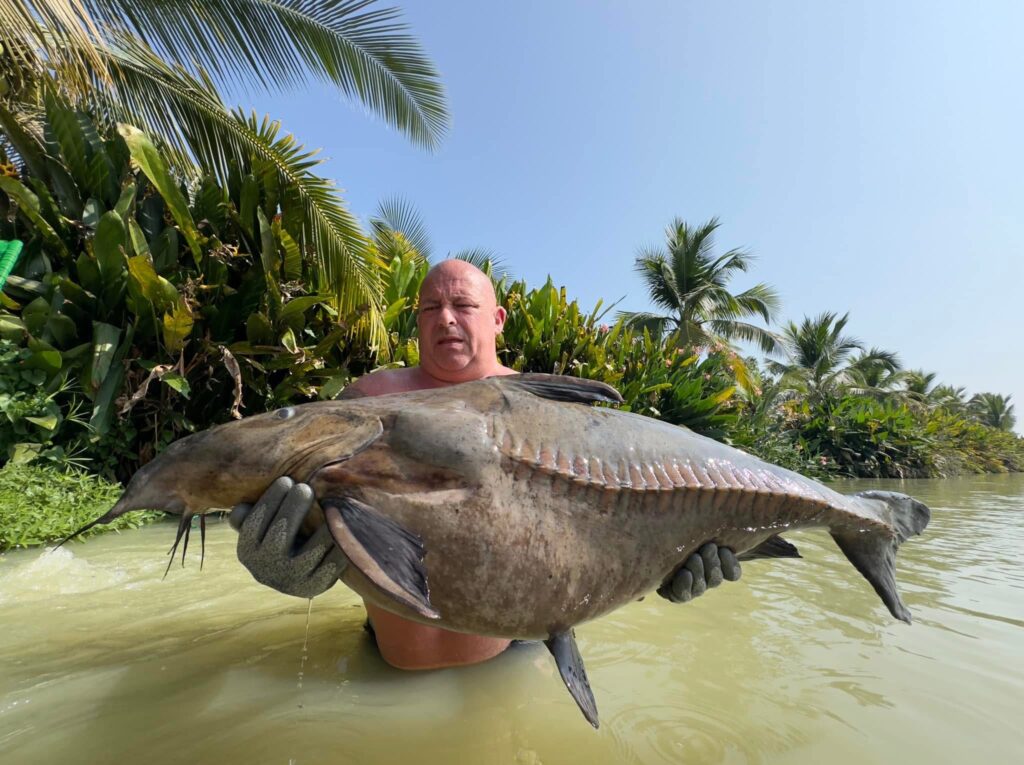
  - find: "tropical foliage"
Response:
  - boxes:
[0,94,1020,554]
[1,0,449,345]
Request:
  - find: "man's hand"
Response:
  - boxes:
[657,543,741,603]
[229,477,347,599]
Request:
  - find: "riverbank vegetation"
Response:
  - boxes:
[1,3,1020,550]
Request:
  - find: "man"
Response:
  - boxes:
[230,260,741,670]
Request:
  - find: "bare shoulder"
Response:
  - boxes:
[341,367,422,399]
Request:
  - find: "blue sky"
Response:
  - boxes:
[248,0,1022,427]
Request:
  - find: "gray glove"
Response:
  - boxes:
[657,543,741,603]
[229,477,348,598]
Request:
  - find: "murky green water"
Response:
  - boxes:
[1,474,1021,764]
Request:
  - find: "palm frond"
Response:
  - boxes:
[619,311,671,337]
[90,38,386,344]
[371,195,432,257]
[82,0,448,148]
[450,247,510,281]
[705,319,782,354]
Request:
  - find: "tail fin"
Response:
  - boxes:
[831,491,931,623]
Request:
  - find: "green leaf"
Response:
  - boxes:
[239,173,259,238]
[93,211,127,280]
[276,221,302,281]
[0,314,25,341]
[26,339,61,375]
[127,218,150,257]
[279,296,325,323]
[118,124,201,263]
[25,414,59,432]
[161,302,194,352]
[246,312,274,345]
[160,371,191,398]
[280,327,298,354]
[0,177,69,259]
[114,183,137,219]
[127,255,181,313]
[10,443,42,464]
[82,198,102,230]
[21,297,51,336]
[88,322,122,396]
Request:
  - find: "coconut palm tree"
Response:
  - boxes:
[768,312,898,403]
[0,0,449,346]
[968,393,1016,432]
[621,217,781,354]
[847,347,903,398]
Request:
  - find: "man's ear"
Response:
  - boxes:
[494,305,507,333]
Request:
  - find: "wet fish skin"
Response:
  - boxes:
[82,374,929,639]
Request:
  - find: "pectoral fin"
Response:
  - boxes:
[323,496,440,621]
[738,534,802,561]
[545,629,600,728]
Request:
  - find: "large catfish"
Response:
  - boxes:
[71,374,930,727]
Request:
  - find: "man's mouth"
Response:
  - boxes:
[438,337,463,346]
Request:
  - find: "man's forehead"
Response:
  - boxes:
[419,273,494,302]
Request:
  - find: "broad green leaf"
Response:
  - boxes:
[94,211,127,280]
[0,177,69,259]
[275,221,302,281]
[46,314,77,346]
[118,124,201,263]
[160,372,191,398]
[21,297,51,335]
[127,256,181,313]
[75,254,103,297]
[246,313,274,345]
[89,325,133,435]
[383,298,408,328]
[280,327,298,354]
[0,313,25,340]
[127,218,150,257]
[82,198,102,229]
[114,183,137,219]
[279,296,326,322]
[89,322,121,395]
[25,414,59,432]
[26,338,61,374]
[257,208,281,307]
[239,174,259,238]
[10,443,42,464]
[162,302,194,352]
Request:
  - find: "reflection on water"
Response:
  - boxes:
[1,474,1021,764]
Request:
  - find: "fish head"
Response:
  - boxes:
[98,402,384,524]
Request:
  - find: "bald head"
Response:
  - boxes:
[416,259,508,383]
[421,260,498,307]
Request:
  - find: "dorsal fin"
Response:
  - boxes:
[491,373,623,405]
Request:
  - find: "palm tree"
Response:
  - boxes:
[847,347,903,398]
[621,217,781,354]
[0,0,449,346]
[768,312,898,403]
[968,393,1016,432]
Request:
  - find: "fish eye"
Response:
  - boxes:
[275,407,296,420]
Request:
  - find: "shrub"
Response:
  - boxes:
[0,462,158,551]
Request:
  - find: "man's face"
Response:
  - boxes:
[416,265,506,382]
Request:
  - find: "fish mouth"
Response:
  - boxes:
[283,432,381,483]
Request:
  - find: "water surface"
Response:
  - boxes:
[1,474,1021,764]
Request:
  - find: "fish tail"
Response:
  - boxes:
[831,491,931,623]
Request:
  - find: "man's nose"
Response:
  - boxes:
[437,305,457,325]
